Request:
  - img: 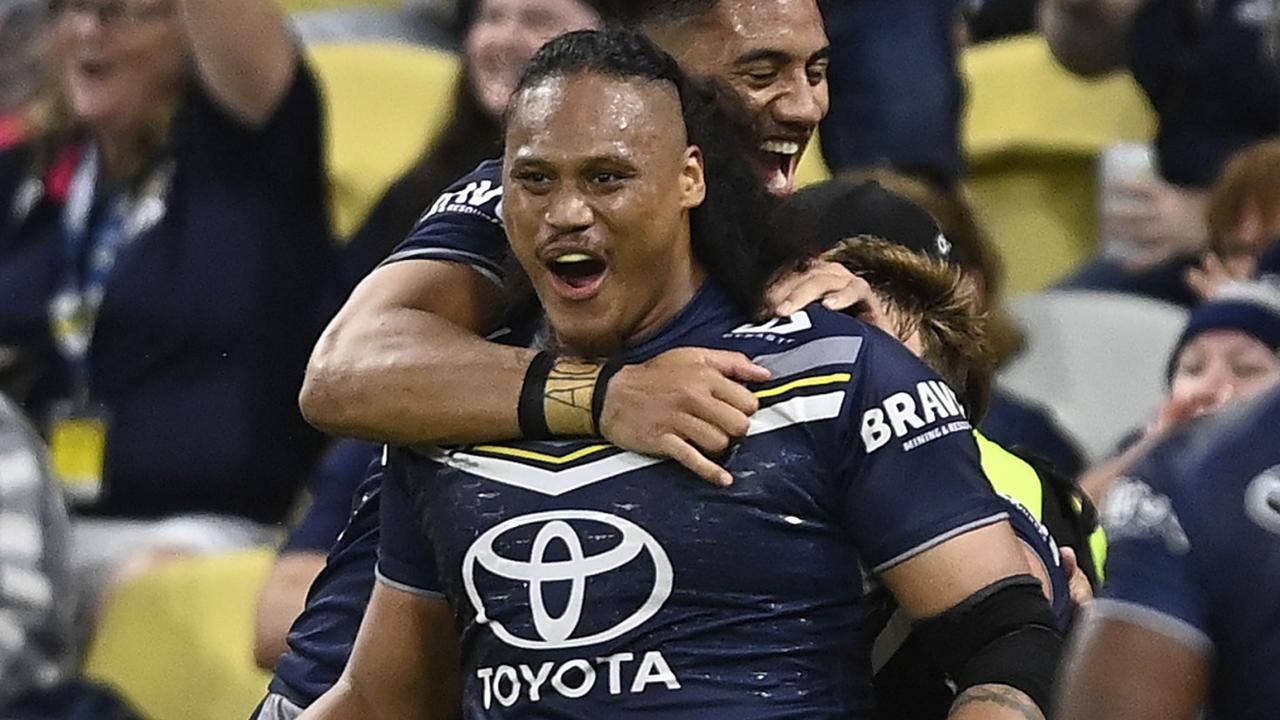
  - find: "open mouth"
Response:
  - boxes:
[545,250,608,301]
[757,139,803,196]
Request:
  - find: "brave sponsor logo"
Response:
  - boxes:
[422,180,503,222]
[861,380,969,453]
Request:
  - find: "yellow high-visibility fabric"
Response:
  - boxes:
[975,429,1107,578]
[975,430,1044,519]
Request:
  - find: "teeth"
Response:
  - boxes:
[553,253,595,264]
[760,140,801,156]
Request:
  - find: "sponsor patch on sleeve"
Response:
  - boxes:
[860,380,971,453]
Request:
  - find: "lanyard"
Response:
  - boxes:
[47,145,172,401]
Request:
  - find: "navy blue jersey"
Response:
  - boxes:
[379,283,1010,719]
[381,159,506,285]
[269,456,382,707]
[1097,387,1280,720]
[264,164,531,709]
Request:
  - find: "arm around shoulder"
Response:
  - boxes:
[299,260,533,445]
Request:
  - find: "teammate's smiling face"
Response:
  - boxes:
[649,0,830,196]
[502,71,708,357]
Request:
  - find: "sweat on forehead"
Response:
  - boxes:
[507,72,687,145]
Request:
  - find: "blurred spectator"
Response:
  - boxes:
[0,0,48,141]
[1078,276,1280,505]
[1043,0,1280,276]
[0,2,46,108]
[818,0,964,188]
[253,439,377,671]
[1187,137,1280,297]
[845,168,1088,477]
[339,0,601,293]
[0,392,74,710]
[1,0,49,147]
[0,0,336,602]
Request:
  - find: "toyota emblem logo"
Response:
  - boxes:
[462,510,673,650]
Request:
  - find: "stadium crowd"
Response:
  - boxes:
[0,0,1277,718]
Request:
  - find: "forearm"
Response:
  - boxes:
[302,306,534,445]
[1039,0,1141,76]
[300,677,413,720]
[949,684,1046,720]
[176,0,298,126]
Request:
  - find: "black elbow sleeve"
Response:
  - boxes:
[912,575,1063,712]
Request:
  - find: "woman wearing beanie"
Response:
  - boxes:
[1080,277,1280,507]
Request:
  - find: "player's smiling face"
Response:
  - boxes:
[651,0,830,196]
[503,72,708,357]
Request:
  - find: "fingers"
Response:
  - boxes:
[816,274,875,312]
[708,373,760,417]
[674,413,735,456]
[1060,547,1095,607]
[1060,546,1079,573]
[771,262,867,317]
[764,271,806,315]
[658,434,733,487]
[700,350,772,384]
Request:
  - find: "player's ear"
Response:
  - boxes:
[679,145,706,210]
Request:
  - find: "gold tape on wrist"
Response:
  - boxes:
[543,359,603,437]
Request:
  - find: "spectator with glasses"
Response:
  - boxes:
[0,0,335,605]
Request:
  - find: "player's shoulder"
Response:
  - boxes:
[416,157,505,228]
[383,158,508,276]
[709,303,891,370]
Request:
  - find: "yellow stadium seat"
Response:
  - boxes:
[306,43,463,241]
[961,34,1157,294]
[84,549,276,720]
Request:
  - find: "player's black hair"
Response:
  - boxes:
[596,0,834,29]
[595,0,718,28]
[509,27,800,316]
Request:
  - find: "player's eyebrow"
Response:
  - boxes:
[733,46,831,67]
[732,49,791,67]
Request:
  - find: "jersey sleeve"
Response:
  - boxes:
[835,328,1008,573]
[1094,469,1213,652]
[283,440,380,553]
[376,447,445,598]
[378,159,507,286]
